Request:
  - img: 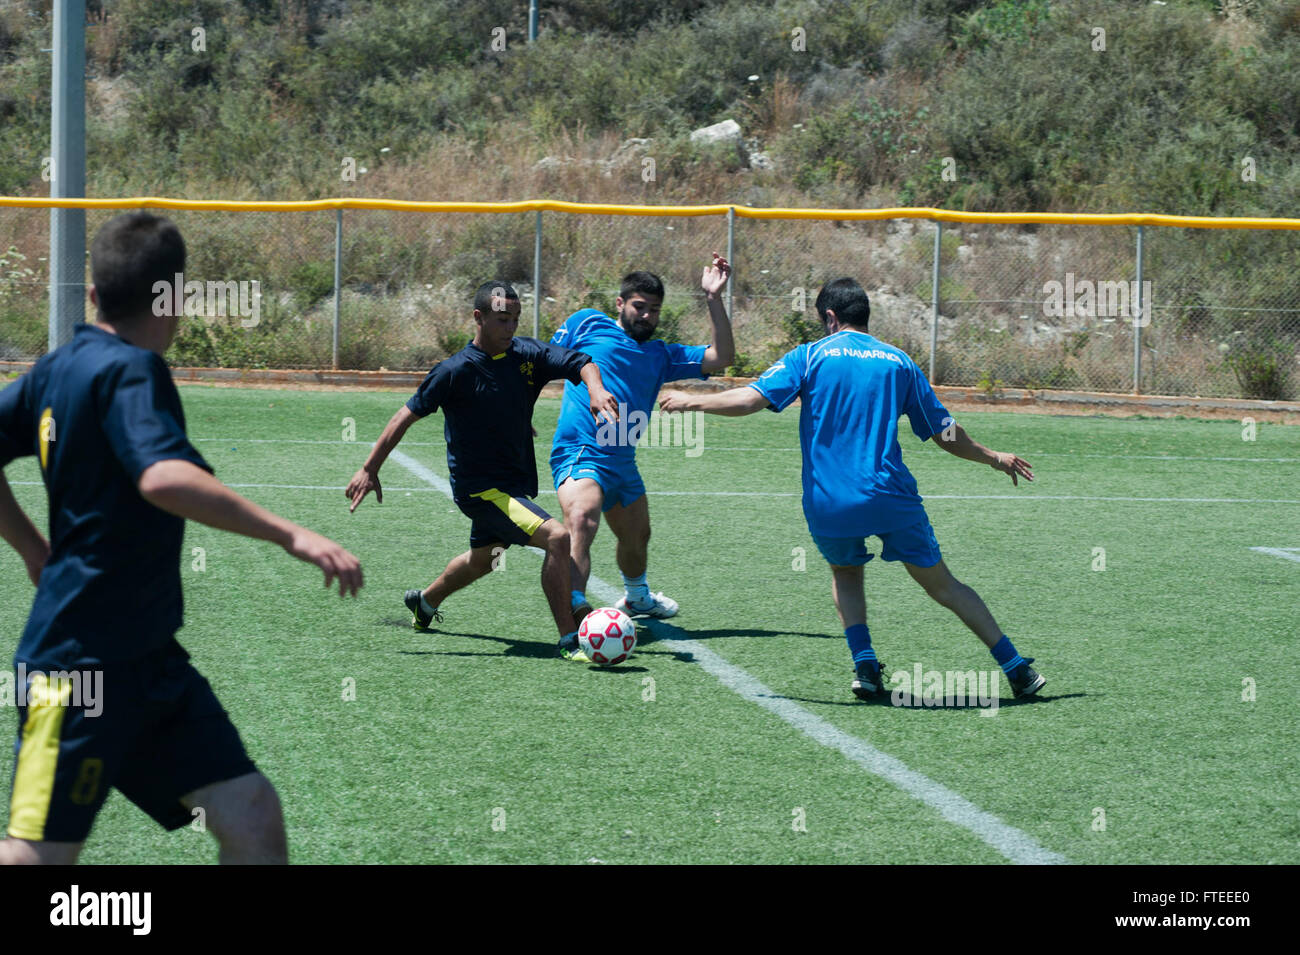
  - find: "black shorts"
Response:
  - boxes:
[456,488,553,550]
[7,641,256,843]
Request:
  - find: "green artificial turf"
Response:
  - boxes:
[1,387,1296,863]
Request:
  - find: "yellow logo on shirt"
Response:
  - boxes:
[38,407,54,470]
[520,360,534,386]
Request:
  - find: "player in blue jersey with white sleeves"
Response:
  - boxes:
[549,256,733,628]
[659,278,1046,701]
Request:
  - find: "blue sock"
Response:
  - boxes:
[419,594,438,617]
[560,630,579,649]
[571,590,587,610]
[990,635,1025,674]
[845,624,875,668]
[622,572,650,604]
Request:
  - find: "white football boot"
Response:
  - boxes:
[616,591,679,619]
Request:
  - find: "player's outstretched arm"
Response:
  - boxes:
[933,422,1034,486]
[139,459,363,596]
[659,386,767,417]
[0,475,49,586]
[580,362,620,424]
[699,252,735,373]
[346,405,420,512]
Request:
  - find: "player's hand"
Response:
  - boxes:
[285,527,364,597]
[589,386,620,425]
[658,390,690,414]
[990,452,1033,486]
[346,467,382,512]
[701,252,731,298]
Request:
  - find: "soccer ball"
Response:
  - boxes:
[578,608,637,666]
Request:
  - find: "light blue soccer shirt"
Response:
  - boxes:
[549,308,708,467]
[749,330,952,538]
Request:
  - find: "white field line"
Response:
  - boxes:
[385,448,1067,866]
[551,493,1300,505]
[388,449,453,496]
[189,438,1300,465]
[640,449,1300,463]
[12,479,1296,506]
[1249,547,1300,564]
[661,450,1300,463]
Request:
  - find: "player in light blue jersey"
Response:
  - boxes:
[549,256,733,626]
[660,278,1046,702]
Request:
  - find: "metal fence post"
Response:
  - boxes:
[49,0,87,351]
[726,207,735,320]
[533,210,542,338]
[333,209,342,371]
[1133,225,1143,394]
[929,220,942,383]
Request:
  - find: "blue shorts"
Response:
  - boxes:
[7,640,256,843]
[552,451,646,512]
[812,517,943,568]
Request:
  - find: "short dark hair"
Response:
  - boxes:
[473,280,519,313]
[619,271,664,301]
[814,277,870,329]
[90,212,186,323]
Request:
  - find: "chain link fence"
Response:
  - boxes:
[2,205,1298,400]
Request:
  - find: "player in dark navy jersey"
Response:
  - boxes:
[0,213,363,864]
[660,278,1046,702]
[345,281,619,660]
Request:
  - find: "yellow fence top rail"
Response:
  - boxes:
[2,196,1299,229]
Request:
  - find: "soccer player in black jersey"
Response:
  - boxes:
[0,213,363,864]
[345,282,619,660]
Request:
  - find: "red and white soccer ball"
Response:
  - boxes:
[578,607,637,666]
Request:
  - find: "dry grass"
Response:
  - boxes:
[2,117,1292,396]
[1215,0,1267,50]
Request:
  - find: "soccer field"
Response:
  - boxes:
[2,386,1297,864]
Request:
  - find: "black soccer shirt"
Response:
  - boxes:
[405,337,591,500]
[0,324,212,669]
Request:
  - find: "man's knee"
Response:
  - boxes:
[608,502,651,546]
[530,519,570,557]
[565,507,600,543]
[190,773,286,859]
[214,774,281,832]
[914,566,963,604]
[544,521,571,555]
[245,782,286,853]
[0,837,82,865]
[467,546,498,573]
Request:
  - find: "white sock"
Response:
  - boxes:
[622,572,650,604]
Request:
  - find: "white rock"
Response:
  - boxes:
[690,119,743,146]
